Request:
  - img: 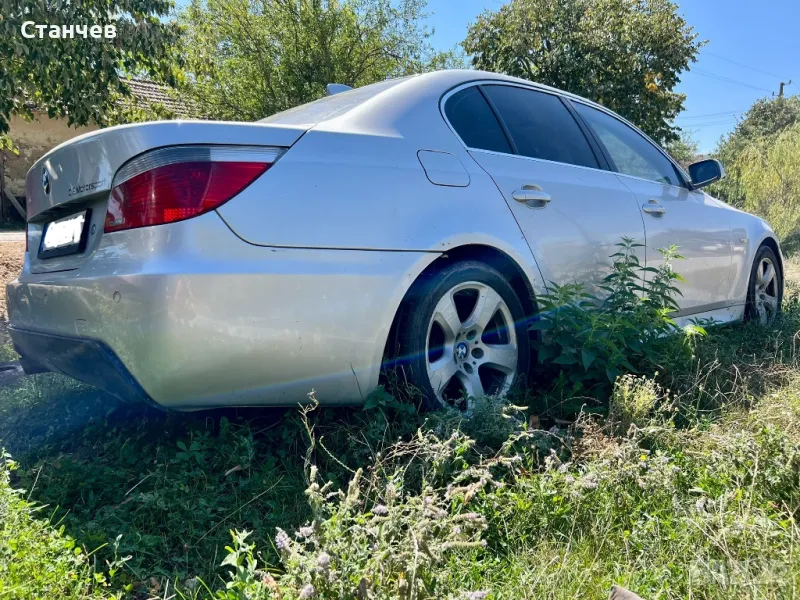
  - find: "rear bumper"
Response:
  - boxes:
[6,212,435,409]
[8,327,156,406]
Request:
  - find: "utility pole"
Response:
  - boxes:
[0,151,6,225]
[777,80,792,98]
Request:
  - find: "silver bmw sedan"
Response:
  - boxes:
[7,70,783,410]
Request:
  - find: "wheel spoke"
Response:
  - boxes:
[463,286,503,333]
[757,300,767,325]
[481,343,518,373]
[428,357,459,395]
[460,370,485,399]
[760,262,775,289]
[431,293,462,339]
[763,294,778,312]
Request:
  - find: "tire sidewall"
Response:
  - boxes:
[396,261,531,411]
[745,245,783,324]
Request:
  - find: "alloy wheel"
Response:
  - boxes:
[425,281,518,408]
[754,256,779,325]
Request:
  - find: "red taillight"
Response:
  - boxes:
[105,146,283,233]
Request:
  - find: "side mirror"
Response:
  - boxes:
[688,159,725,189]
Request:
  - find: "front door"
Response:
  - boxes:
[572,101,733,315]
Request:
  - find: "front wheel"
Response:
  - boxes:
[393,261,531,412]
[745,245,783,326]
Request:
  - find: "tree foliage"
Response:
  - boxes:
[463,0,703,144]
[712,95,800,209]
[664,130,699,168]
[179,0,463,121]
[0,0,182,137]
[723,123,800,241]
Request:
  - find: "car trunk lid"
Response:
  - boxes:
[25,120,306,274]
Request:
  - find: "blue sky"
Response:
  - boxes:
[424,0,800,152]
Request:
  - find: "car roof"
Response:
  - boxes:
[259,69,609,128]
[416,69,618,114]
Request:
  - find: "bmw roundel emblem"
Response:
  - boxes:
[41,167,50,194]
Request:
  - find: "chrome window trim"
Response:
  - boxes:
[569,98,693,191]
[612,169,696,196]
[467,146,616,176]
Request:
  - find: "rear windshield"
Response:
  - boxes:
[259,77,413,126]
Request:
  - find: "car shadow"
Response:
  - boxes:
[0,372,430,591]
[0,373,287,460]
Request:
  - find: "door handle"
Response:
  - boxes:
[642,199,666,216]
[512,185,551,208]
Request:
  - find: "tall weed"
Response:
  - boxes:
[530,238,703,416]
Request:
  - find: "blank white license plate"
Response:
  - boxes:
[40,211,88,257]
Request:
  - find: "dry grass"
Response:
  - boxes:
[784,253,800,285]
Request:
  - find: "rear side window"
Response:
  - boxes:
[482,85,599,169]
[444,87,512,154]
[573,102,684,187]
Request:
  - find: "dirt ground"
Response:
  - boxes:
[0,241,25,337]
[784,256,800,286]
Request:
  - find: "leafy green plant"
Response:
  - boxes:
[530,238,704,414]
[363,385,416,415]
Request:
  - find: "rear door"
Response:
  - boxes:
[571,101,733,315]
[444,83,645,294]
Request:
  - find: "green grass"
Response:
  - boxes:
[0,452,119,599]
[0,340,19,362]
[2,301,800,598]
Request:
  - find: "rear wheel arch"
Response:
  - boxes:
[381,244,538,369]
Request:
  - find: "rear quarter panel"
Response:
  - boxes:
[215,76,544,294]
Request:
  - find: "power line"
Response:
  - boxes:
[691,121,737,128]
[677,118,738,126]
[704,50,791,81]
[680,119,739,130]
[676,109,747,121]
[678,116,739,126]
[691,69,773,93]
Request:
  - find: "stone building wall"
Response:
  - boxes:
[2,113,97,197]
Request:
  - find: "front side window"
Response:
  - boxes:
[573,102,684,187]
[443,86,512,154]
[481,85,599,169]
